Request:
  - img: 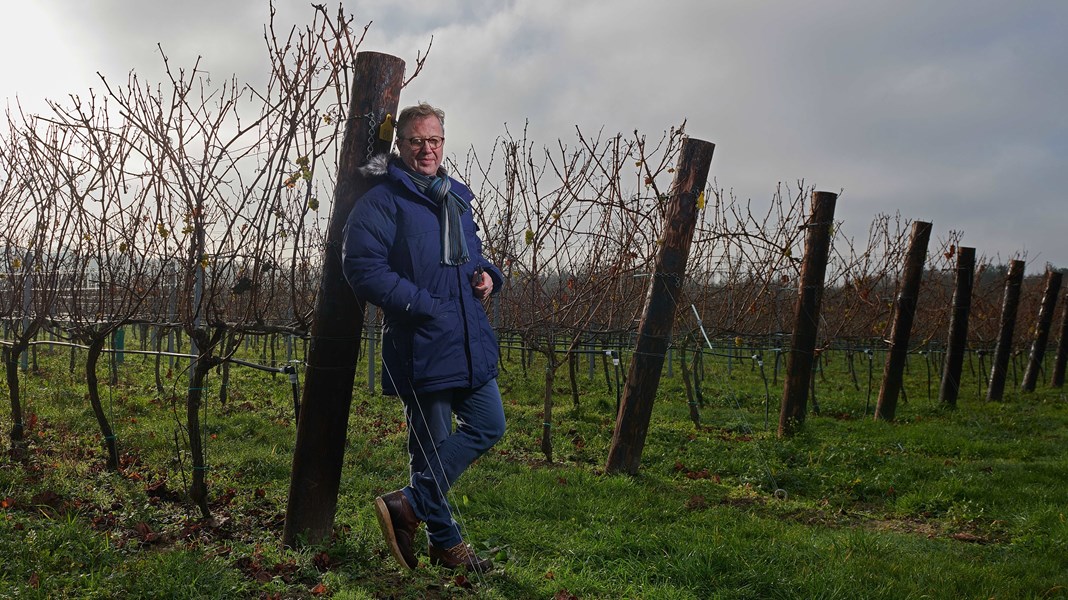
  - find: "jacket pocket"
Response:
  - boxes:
[411,298,466,385]
[474,314,500,383]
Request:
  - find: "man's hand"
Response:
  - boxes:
[472,269,492,300]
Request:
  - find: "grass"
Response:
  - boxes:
[1,334,1066,598]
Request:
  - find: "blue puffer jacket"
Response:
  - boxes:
[342,155,503,396]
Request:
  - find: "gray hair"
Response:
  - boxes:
[395,102,445,138]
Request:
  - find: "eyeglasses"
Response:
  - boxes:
[402,136,444,149]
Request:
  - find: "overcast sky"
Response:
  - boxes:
[3,1,1065,272]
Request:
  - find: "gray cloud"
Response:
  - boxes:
[3,0,1065,269]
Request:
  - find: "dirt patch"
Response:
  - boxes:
[801,506,1008,544]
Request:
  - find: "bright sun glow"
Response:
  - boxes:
[0,3,92,112]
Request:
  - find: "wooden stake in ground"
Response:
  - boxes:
[987,260,1026,401]
[605,137,714,476]
[939,246,976,409]
[874,221,932,421]
[777,191,838,437]
[1021,268,1063,392]
[1051,291,1068,388]
[283,52,405,547]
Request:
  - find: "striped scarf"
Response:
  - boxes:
[405,169,471,266]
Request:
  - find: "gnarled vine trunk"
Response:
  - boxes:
[85,336,119,471]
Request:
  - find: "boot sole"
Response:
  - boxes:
[375,496,417,570]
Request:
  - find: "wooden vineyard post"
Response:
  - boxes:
[283,52,405,547]
[777,191,838,437]
[875,221,932,421]
[1021,269,1063,392]
[987,260,1026,401]
[1051,291,1068,387]
[939,246,976,408]
[605,137,714,475]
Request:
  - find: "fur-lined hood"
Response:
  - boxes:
[358,152,395,178]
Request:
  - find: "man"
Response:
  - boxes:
[342,102,505,573]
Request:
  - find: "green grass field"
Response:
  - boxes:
[1,336,1066,598]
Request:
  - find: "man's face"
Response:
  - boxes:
[398,115,445,177]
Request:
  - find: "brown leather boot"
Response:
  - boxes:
[374,490,421,569]
[428,541,493,573]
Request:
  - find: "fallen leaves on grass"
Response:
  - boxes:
[312,551,335,572]
[144,478,182,503]
[132,521,161,545]
[31,490,66,514]
[233,554,300,584]
[673,461,720,481]
[685,495,708,511]
[950,531,989,544]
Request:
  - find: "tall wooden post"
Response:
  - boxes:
[938,246,975,408]
[777,191,838,437]
[283,52,405,546]
[987,260,1026,401]
[1050,291,1068,388]
[875,221,932,421]
[1021,269,1063,392]
[605,137,714,475]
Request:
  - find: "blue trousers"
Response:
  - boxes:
[399,379,506,548]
